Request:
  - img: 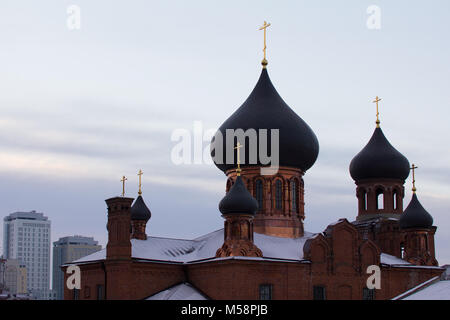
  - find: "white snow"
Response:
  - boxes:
[380,253,411,265]
[74,229,315,264]
[72,230,427,269]
[404,280,450,300]
[145,283,208,300]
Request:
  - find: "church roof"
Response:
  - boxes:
[349,127,410,181]
[212,68,319,173]
[145,282,209,300]
[392,276,450,300]
[131,195,151,221]
[73,229,418,267]
[219,175,258,215]
[399,193,434,229]
[74,229,315,264]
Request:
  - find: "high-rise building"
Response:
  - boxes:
[3,211,51,299]
[1,259,27,295]
[52,236,101,300]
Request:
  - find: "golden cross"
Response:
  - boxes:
[259,21,271,68]
[411,164,418,193]
[372,96,382,128]
[234,142,243,176]
[120,175,127,197]
[137,169,143,195]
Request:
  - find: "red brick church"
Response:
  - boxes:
[63,50,444,300]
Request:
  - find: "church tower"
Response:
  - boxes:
[130,170,151,240]
[349,97,410,221]
[211,22,319,238]
[216,159,262,257]
[399,165,438,266]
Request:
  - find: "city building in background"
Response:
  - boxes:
[52,235,101,300]
[3,211,51,299]
[1,259,27,295]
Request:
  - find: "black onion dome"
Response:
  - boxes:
[211,68,319,173]
[131,195,151,221]
[399,193,433,229]
[219,176,258,215]
[349,127,410,181]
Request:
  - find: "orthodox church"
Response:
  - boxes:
[63,27,444,300]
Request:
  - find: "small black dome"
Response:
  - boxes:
[211,68,319,173]
[349,127,410,181]
[131,195,151,221]
[219,176,258,215]
[399,193,433,229]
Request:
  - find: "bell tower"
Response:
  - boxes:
[349,97,410,221]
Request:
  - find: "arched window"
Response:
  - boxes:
[361,190,368,211]
[291,180,298,212]
[255,180,263,211]
[400,242,405,259]
[376,188,384,210]
[393,189,398,210]
[275,180,283,210]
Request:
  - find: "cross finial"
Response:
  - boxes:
[137,169,143,196]
[120,176,127,197]
[411,164,418,193]
[234,142,243,176]
[259,21,271,68]
[372,96,382,128]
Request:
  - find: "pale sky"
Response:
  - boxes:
[1,1,449,263]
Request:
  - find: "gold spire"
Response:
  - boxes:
[234,142,243,176]
[411,164,418,193]
[259,21,271,68]
[137,169,143,196]
[372,96,381,128]
[120,175,127,197]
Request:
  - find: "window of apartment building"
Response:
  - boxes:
[362,288,375,300]
[313,286,326,300]
[259,284,272,300]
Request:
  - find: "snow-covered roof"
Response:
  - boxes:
[392,276,450,300]
[72,229,415,267]
[380,253,411,265]
[145,283,208,300]
[74,229,315,264]
[404,281,450,300]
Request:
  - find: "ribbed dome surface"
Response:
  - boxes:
[131,195,151,221]
[350,127,410,181]
[211,68,319,173]
[219,176,258,215]
[399,193,433,229]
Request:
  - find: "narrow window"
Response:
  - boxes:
[363,288,375,300]
[73,289,80,300]
[291,180,298,212]
[275,180,283,210]
[259,284,272,300]
[255,180,263,211]
[376,189,384,210]
[393,190,398,210]
[97,285,104,300]
[400,243,405,259]
[313,286,326,300]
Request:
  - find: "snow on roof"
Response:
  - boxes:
[74,229,316,264]
[72,229,420,268]
[380,253,411,266]
[403,280,450,300]
[145,283,208,300]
